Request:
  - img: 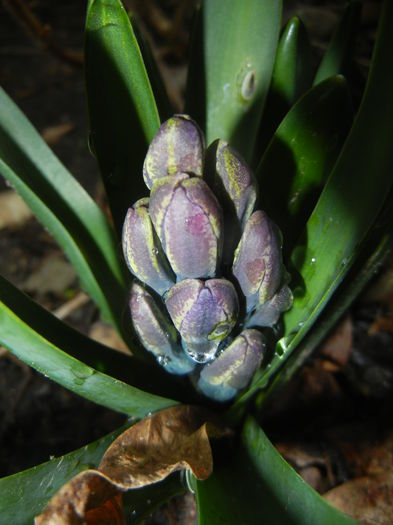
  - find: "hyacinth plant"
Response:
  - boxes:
[0,0,393,523]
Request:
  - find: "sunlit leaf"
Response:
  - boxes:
[0,89,129,342]
[256,76,352,251]
[186,0,282,162]
[85,0,161,234]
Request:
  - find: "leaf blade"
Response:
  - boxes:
[196,417,358,525]
[187,0,282,162]
[85,0,161,234]
[0,88,130,345]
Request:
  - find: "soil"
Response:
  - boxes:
[0,1,391,524]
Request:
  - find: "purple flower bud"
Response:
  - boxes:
[165,278,239,363]
[143,115,205,190]
[207,139,258,228]
[130,282,195,375]
[122,198,175,295]
[232,210,283,312]
[149,174,223,280]
[198,329,266,401]
[246,284,294,328]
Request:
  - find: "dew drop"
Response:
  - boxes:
[157,354,170,366]
[311,257,316,264]
[152,247,159,255]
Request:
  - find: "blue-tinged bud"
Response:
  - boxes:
[165,278,239,363]
[197,329,266,401]
[232,210,283,312]
[122,198,175,296]
[130,282,195,375]
[246,284,294,328]
[149,174,223,280]
[143,115,205,190]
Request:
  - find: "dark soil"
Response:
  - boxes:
[0,1,390,524]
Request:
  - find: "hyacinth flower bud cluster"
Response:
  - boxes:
[122,115,293,402]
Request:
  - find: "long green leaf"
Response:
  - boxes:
[257,76,352,251]
[0,428,124,525]
[0,278,177,417]
[254,16,313,158]
[314,1,361,85]
[0,274,195,403]
[186,0,282,162]
[0,89,130,345]
[230,0,393,416]
[196,417,357,525]
[85,0,160,235]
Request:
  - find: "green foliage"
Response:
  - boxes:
[0,0,392,523]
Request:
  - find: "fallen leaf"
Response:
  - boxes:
[35,406,229,524]
[318,315,353,367]
[22,254,77,296]
[0,190,32,229]
[324,472,393,525]
[41,122,75,146]
[89,321,130,355]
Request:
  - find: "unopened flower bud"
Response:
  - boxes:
[165,278,239,363]
[130,282,195,375]
[232,210,283,312]
[246,284,294,328]
[149,174,223,280]
[198,329,266,401]
[143,115,204,189]
[122,198,175,295]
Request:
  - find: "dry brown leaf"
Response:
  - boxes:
[319,315,353,367]
[35,405,228,524]
[324,472,393,525]
[41,122,75,145]
[0,190,32,229]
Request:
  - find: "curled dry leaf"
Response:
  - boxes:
[35,405,229,524]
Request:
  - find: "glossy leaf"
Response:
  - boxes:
[196,416,357,525]
[129,12,173,122]
[255,16,313,158]
[0,276,177,417]
[186,0,282,162]
[0,274,194,402]
[256,76,352,251]
[258,187,393,408]
[85,0,161,234]
[314,1,361,85]
[0,89,129,344]
[230,0,393,416]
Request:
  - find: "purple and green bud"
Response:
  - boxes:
[232,210,283,313]
[197,329,266,401]
[246,284,294,328]
[143,115,205,190]
[130,282,195,375]
[149,173,223,280]
[165,278,239,363]
[122,198,175,296]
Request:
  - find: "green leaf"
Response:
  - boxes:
[258,187,393,408]
[129,12,173,122]
[0,274,194,403]
[0,89,130,346]
[254,16,313,158]
[186,0,282,162]
[85,0,161,235]
[196,416,357,525]
[230,0,393,417]
[256,76,352,252]
[0,276,177,417]
[314,1,361,85]
[0,428,124,525]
